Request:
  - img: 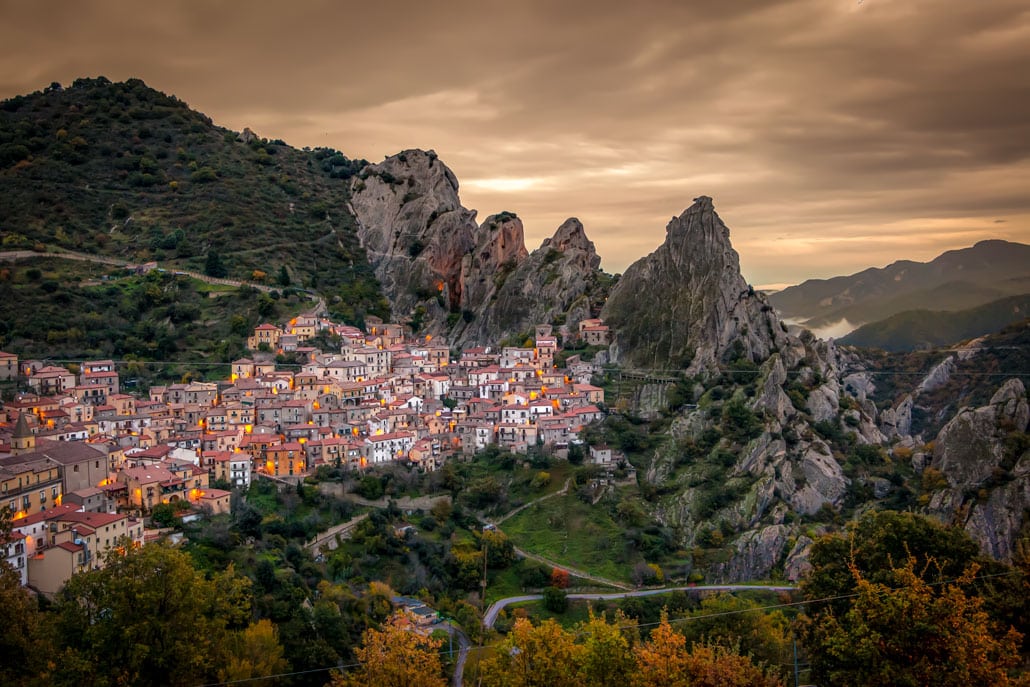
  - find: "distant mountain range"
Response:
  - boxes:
[839,295,1030,351]
[769,240,1030,340]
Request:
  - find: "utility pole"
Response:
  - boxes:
[481,539,489,614]
[793,637,800,687]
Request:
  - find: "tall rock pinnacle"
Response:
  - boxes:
[602,196,787,371]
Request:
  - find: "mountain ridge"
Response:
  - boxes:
[769,239,1030,332]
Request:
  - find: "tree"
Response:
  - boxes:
[52,543,252,687]
[331,614,447,687]
[631,613,690,687]
[679,593,792,680]
[632,613,780,687]
[478,617,583,687]
[0,555,55,686]
[799,558,1022,686]
[675,642,783,687]
[278,265,291,287]
[204,250,227,278]
[802,510,984,617]
[543,585,568,613]
[481,529,516,568]
[218,619,288,686]
[578,610,636,687]
[150,501,183,527]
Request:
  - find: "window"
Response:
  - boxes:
[52,487,58,498]
[73,465,79,472]
[22,495,30,509]
[39,490,46,504]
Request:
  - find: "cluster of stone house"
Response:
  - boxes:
[0,316,615,592]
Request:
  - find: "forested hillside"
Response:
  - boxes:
[0,77,387,324]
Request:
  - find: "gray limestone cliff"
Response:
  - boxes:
[450,217,609,345]
[349,149,607,344]
[926,379,1030,561]
[602,197,787,373]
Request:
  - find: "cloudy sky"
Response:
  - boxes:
[2,0,1028,288]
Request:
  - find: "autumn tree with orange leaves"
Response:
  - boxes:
[331,614,447,687]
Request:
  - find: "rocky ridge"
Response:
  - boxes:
[597,198,1027,581]
[348,149,608,345]
[352,163,1029,579]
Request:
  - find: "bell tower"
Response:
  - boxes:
[11,412,35,455]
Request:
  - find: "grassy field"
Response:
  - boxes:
[500,492,641,582]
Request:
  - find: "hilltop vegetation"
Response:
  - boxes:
[0,256,312,383]
[0,77,387,324]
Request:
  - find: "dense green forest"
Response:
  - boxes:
[0,257,312,381]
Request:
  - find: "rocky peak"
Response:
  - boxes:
[450,216,610,345]
[541,218,602,273]
[349,149,609,344]
[602,196,787,372]
[349,149,480,331]
[476,212,529,268]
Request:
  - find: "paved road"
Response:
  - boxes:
[482,584,798,629]
[440,622,472,687]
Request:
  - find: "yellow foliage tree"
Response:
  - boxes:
[631,612,781,687]
[331,614,447,687]
[478,617,583,687]
[579,609,637,686]
[218,619,288,686]
[631,612,691,687]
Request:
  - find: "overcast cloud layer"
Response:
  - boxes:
[2,0,1028,287]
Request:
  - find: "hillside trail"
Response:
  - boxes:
[0,247,325,312]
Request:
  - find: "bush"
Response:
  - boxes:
[542,586,568,613]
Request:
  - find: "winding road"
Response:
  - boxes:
[482,584,798,629]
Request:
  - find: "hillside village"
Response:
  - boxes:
[0,311,620,596]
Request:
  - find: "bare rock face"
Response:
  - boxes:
[602,197,787,373]
[450,217,608,345]
[349,149,478,331]
[927,378,1030,561]
[880,394,914,439]
[349,150,607,343]
[712,524,790,582]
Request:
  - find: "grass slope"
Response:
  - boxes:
[501,492,641,582]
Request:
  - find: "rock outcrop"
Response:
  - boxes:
[450,218,608,345]
[602,197,787,373]
[349,150,608,344]
[927,379,1030,561]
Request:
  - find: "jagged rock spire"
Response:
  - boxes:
[602,196,787,372]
